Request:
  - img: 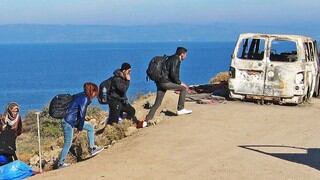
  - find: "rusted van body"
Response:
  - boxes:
[228,33,319,104]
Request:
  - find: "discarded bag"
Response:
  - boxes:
[0,160,34,180]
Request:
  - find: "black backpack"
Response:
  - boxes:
[49,94,73,119]
[146,55,168,82]
[98,77,113,104]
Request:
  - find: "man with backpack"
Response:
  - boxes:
[145,47,192,123]
[106,63,146,128]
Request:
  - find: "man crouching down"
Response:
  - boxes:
[107,63,146,128]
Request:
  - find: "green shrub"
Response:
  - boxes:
[86,106,107,121]
[24,106,62,138]
[24,105,107,138]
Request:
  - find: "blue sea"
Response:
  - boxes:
[0,42,234,116]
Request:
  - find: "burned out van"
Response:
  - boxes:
[228,33,319,104]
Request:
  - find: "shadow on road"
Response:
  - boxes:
[161,110,176,117]
[239,145,320,170]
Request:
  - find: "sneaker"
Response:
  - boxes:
[136,121,148,129]
[90,146,104,156]
[58,163,70,169]
[177,109,192,116]
[142,121,147,128]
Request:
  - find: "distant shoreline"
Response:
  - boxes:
[1,24,319,43]
[0,41,235,45]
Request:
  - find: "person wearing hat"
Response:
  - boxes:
[0,102,22,165]
[106,63,146,128]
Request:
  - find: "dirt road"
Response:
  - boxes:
[31,95,320,180]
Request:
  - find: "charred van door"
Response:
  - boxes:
[264,39,298,98]
[233,37,266,95]
[304,41,317,99]
[313,40,320,97]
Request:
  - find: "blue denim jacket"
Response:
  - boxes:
[64,92,91,131]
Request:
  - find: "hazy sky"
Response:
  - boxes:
[0,0,319,25]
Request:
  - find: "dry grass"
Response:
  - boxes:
[209,71,230,84]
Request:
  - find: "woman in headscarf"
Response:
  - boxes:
[0,102,22,165]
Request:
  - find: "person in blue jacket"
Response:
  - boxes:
[57,82,104,169]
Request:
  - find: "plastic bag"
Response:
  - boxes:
[0,160,34,180]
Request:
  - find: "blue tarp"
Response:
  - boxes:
[0,160,34,180]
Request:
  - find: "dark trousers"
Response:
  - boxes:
[107,99,137,125]
[146,82,186,121]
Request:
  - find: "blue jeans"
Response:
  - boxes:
[58,120,95,165]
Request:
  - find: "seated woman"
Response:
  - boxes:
[0,102,22,166]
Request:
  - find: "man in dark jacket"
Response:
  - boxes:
[145,47,192,123]
[107,63,145,127]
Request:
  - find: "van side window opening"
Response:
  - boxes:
[313,41,319,58]
[270,40,297,62]
[304,42,310,62]
[308,42,314,61]
[237,38,265,60]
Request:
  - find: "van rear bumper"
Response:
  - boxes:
[229,90,304,104]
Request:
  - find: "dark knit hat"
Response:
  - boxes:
[176,47,187,55]
[120,62,131,71]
